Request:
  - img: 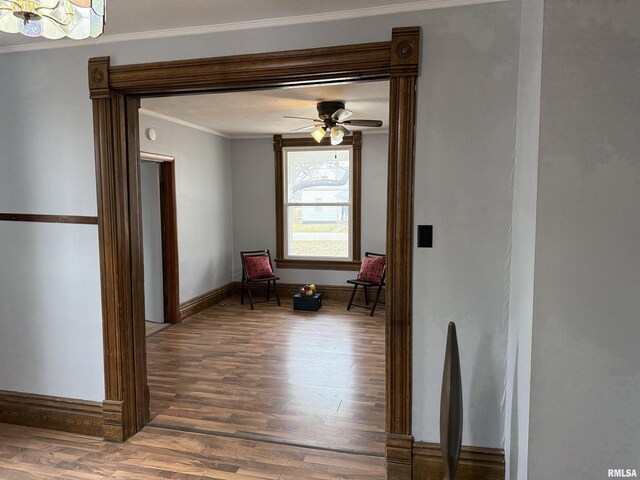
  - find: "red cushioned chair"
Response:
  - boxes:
[347,252,386,316]
[241,250,281,310]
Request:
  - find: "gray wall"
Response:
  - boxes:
[528,1,640,478]
[411,2,520,447]
[140,161,164,323]
[1,2,638,471]
[0,223,103,400]
[139,113,234,302]
[0,2,519,445]
[229,134,388,285]
[0,48,103,401]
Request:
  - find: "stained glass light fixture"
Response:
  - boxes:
[0,0,105,39]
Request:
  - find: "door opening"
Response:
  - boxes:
[89,27,419,478]
[140,152,179,324]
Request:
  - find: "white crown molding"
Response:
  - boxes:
[0,0,509,54]
[139,109,230,139]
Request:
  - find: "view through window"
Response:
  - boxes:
[283,147,352,260]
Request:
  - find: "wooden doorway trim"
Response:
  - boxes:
[89,27,420,478]
[140,152,180,324]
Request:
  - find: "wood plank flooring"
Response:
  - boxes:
[146,320,170,337]
[0,423,385,479]
[146,297,386,455]
[0,296,386,479]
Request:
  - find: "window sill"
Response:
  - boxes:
[275,258,361,271]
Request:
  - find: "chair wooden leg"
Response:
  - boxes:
[274,281,281,306]
[370,284,383,316]
[364,285,369,305]
[241,275,245,305]
[267,281,271,301]
[347,284,358,310]
[247,282,255,310]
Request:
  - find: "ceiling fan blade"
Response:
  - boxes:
[343,119,383,127]
[284,115,320,122]
[332,108,353,122]
[290,124,318,133]
[338,124,351,136]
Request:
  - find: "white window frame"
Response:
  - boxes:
[282,145,353,261]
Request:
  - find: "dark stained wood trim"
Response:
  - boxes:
[274,132,362,267]
[274,135,285,260]
[388,433,414,480]
[276,135,358,148]
[159,161,180,324]
[102,399,123,439]
[179,281,381,321]
[0,213,98,224]
[140,151,180,324]
[275,259,361,271]
[108,42,391,95]
[386,26,420,480]
[0,390,103,437]
[126,95,150,432]
[352,132,362,262]
[412,441,505,480]
[90,29,420,478]
[232,281,385,304]
[89,56,110,99]
[179,283,235,321]
[90,56,142,442]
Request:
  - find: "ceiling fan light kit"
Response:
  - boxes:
[285,101,383,145]
[311,126,327,143]
[0,0,105,39]
[330,126,344,145]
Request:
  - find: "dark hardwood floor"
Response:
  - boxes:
[147,296,386,455]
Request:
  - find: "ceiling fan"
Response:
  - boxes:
[284,101,383,145]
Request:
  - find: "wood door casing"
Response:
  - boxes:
[89,27,420,479]
[140,151,180,325]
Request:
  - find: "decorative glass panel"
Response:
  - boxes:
[0,0,105,39]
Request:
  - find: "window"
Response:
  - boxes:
[285,147,351,259]
[274,133,362,270]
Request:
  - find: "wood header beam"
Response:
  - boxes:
[108,42,392,95]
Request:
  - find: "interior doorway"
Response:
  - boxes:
[139,152,180,325]
[139,83,389,456]
[89,26,419,477]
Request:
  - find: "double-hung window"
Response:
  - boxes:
[274,133,362,270]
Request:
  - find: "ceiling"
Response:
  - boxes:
[140,80,390,138]
[0,0,486,134]
[0,0,493,49]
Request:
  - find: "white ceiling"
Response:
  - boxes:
[0,0,504,50]
[141,80,390,138]
[1,0,498,133]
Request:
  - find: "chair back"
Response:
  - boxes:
[357,251,386,285]
[241,249,276,280]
